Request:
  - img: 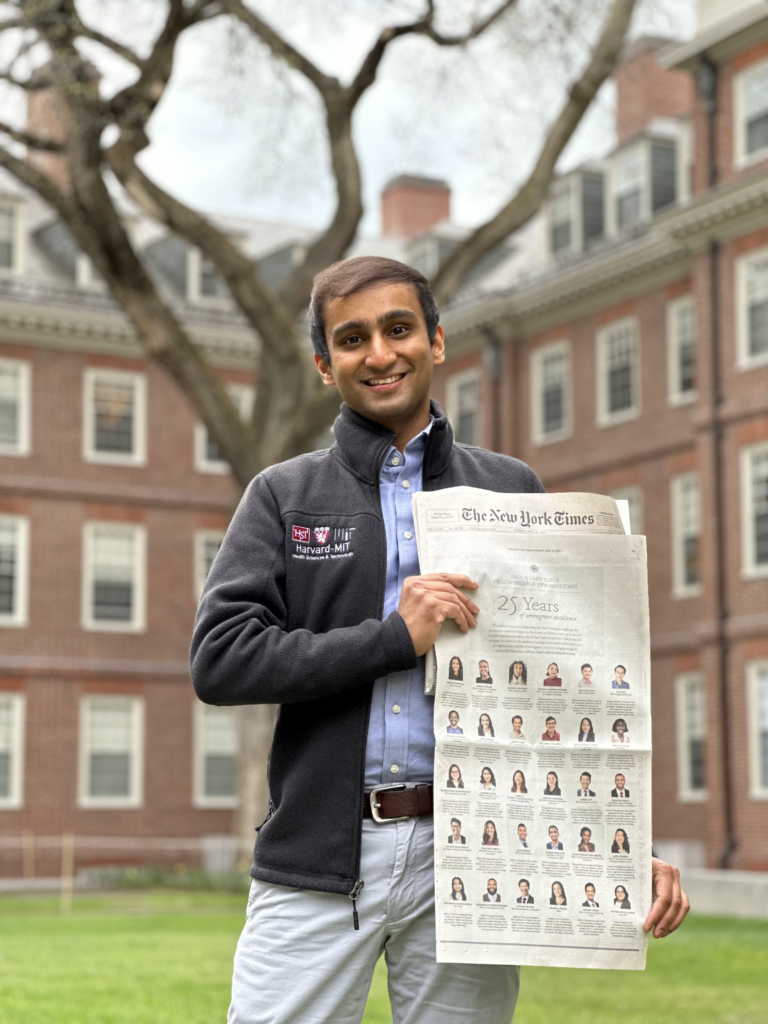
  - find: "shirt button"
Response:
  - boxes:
[390,764,400,774]
[392,704,401,714]
[391,456,400,466]
[402,480,410,489]
[404,531,413,540]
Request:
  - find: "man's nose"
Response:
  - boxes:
[365,333,397,369]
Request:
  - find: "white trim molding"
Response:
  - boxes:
[193,702,239,809]
[674,672,708,803]
[735,244,768,371]
[0,357,32,457]
[82,368,148,467]
[0,514,30,628]
[740,441,768,579]
[78,695,145,809]
[530,340,571,446]
[733,56,768,170]
[666,295,697,406]
[194,529,225,600]
[0,197,27,278]
[445,367,483,448]
[747,660,768,801]
[671,472,703,598]
[595,317,641,427]
[0,692,25,809]
[82,521,147,633]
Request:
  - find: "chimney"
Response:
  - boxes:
[25,68,71,191]
[381,175,451,238]
[614,37,695,145]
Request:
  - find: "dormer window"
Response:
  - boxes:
[735,58,768,167]
[0,201,24,275]
[546,170,604,258]
[608,132,677,235]
[615,148,643,230]
[187,247,229,304]
[549,182,572,254]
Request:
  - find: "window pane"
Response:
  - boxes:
[0,520,18,616]
[551,221,571,254]
[747,114,768,156]
[91,528,137,622]
[674,302,695,393]
[606,325,636,414]
[0,751,9,799]
[744,66,768,157]
[0,363,21,446]
[747,258,768,357]
[205,754,237,798]
[89,753,130,796]
[540,350,567,435]
[753,451,768,566]
[0,209,14,269]
[689,737,705,791]
[201,385,254,465]
[93,378,136,454]
[0,700,14,801]
[87,699,134,799]
[617,190,641,230]
[202,706,237,799]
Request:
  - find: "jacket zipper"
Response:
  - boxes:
[349,878,365,930]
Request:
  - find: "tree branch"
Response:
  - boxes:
[72,21,144,68]
[422,0,518,46]
[431,0,637,305]
[0,119,63,150]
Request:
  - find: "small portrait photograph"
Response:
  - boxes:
[543,662,562,687]
[448,656,464,681]
[612,664,630,690]
[483,878,501,902]
[479,766,497,791]
[446,763,465,789]
[546,825,563,851]
[510,714,525,741]
[612,773,630,798]
[450,877,467,901]
[550,881,567,907]
[543,771,561,797]
[476,659,493,684]
[578,826,596,853]
[577,772,595,797]
[446,710,464,735]
[579,663,596,688]
[611,828,630,854]
[611,718,631,745]
[577,717,596,743]
[477,713,495,738]
[517,878,534,904]
[511,769,528,795]
[583,883,599,908]
[482,820,500,846]
[448,818,466,845]
[508,660,527,685]
[614,884,631,910]
[516,823,529,849]
[541,716,560,741]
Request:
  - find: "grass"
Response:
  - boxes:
[0,892,764,1024]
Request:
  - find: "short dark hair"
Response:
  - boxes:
[518,878,530,887]
[581,663,592,671]
[309,256,440,362]
[546,716,556,724]
[580,772,592,780]
[450,818,461,827]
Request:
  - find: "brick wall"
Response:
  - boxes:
[614,40,694,145]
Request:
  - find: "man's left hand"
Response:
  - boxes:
[643,857,690,938]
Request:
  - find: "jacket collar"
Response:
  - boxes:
[333,399,454,485]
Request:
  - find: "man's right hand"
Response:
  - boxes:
[398,573,479,656]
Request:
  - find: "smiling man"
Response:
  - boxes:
[191,256,689,1024]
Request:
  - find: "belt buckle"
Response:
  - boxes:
[369,783,409,824]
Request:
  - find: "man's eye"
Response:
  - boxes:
[391,325,408,336]
[343,335,362,345]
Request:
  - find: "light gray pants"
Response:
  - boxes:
[228,815,520,1024]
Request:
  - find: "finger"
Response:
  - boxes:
[416,581,480,616]
[435,595,473,632]
[422,573,479,590]
[643,868,671,933]
[654,872,684,937]
[664,890,690,936]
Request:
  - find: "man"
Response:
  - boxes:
[448,818,466,845]
[612,773,631,798]
[583,884,599,909]
[516,824,529,849]
[579,664,595,688]
[546,826,564,851]
[577,772,596,797]
[192,256,690,1024]
[612,664,630,690]
[476,660,493,684]
[541,716,560,741]
[447,710,463,735]
[483,879,501,903]
[510,715,525,741]
[516,879,534,905]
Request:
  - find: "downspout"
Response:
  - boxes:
[483,328,502,453]
[697,57,737,870]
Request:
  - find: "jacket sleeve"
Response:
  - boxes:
[190,473,417,706]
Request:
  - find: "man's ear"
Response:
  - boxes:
[432,326,446,365]
[315,353,336,387]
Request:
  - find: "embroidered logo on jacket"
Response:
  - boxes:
[292,525,356,561]
[292,525,310,543]
[313,527,330,545]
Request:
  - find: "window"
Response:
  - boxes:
[83,523,146,632]
[736,247,768,367]
[671,473,702,597]
[194,703,239,808]
[0,202,24,275]
[79,696,144,807]
[666,296,696,404]
[446,369,481,447]
[194,383,255,475]
[187,247,230,304]
[741,442,768,578]
[194,530,225,599]
[735,59,768,167]
[531,342,570,444]
[596,319,639,426]
[614,148,643,230]
[83,369,147,466]
[0,515,29,627]
[747,661,768,799]
[549,181,573,255]
[0,358,31,456]
[608,485,643,535]
[0,693,25,808]
[675,673,707,802]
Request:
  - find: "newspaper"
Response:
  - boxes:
[413,489,651,971]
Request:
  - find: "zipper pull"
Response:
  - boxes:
[349,879,364,931]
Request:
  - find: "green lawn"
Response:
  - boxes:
[0,891,764,1024]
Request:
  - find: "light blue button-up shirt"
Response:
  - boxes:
[364,421,434,786]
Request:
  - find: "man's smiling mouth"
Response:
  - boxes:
[363,373,406,386]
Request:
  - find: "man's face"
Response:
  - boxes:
[580,774,591,790]
[518,825,527,842]
[582,666,593,681]
[615,774,625,791]
[549,827,559,843]
[315,283,445,429]
[586,886,595,901]
[546,718,556,736]
[512,716,522,733]
[479,661,490,678]
[487,879,497,894]
[519,881,529,896]
[615,666,625,682]
[449,712,458,728]
[451,821,461,838]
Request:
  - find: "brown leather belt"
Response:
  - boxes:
[363,783,433,822]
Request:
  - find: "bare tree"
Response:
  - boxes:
[0,0,636,856]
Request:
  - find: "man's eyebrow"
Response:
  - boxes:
[330,308,420,341]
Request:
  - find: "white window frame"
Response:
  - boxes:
[186,246,231,307]
[666,296,696,405]
[735,245,768,370]
[595,317,641,427]
[194,383,255,475]
[740,441,768,579]
[78,695,144,809]
[530,341,571,445]
[674,672,707,803]
[733,57,768,169]
[547,178,579,257]
[445,368,482,448]
[194,529,226,600]
[0,692,25,809]
[747,660,768,800]
[607,485,643,536]
[82,522,147,633]
[607,141,648,236]
[0,514,29,628]
[193,702,240,809]
[0,198,27,277]
[83,368,147,467]
[671,472,702,598]
[0,358,31,457]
